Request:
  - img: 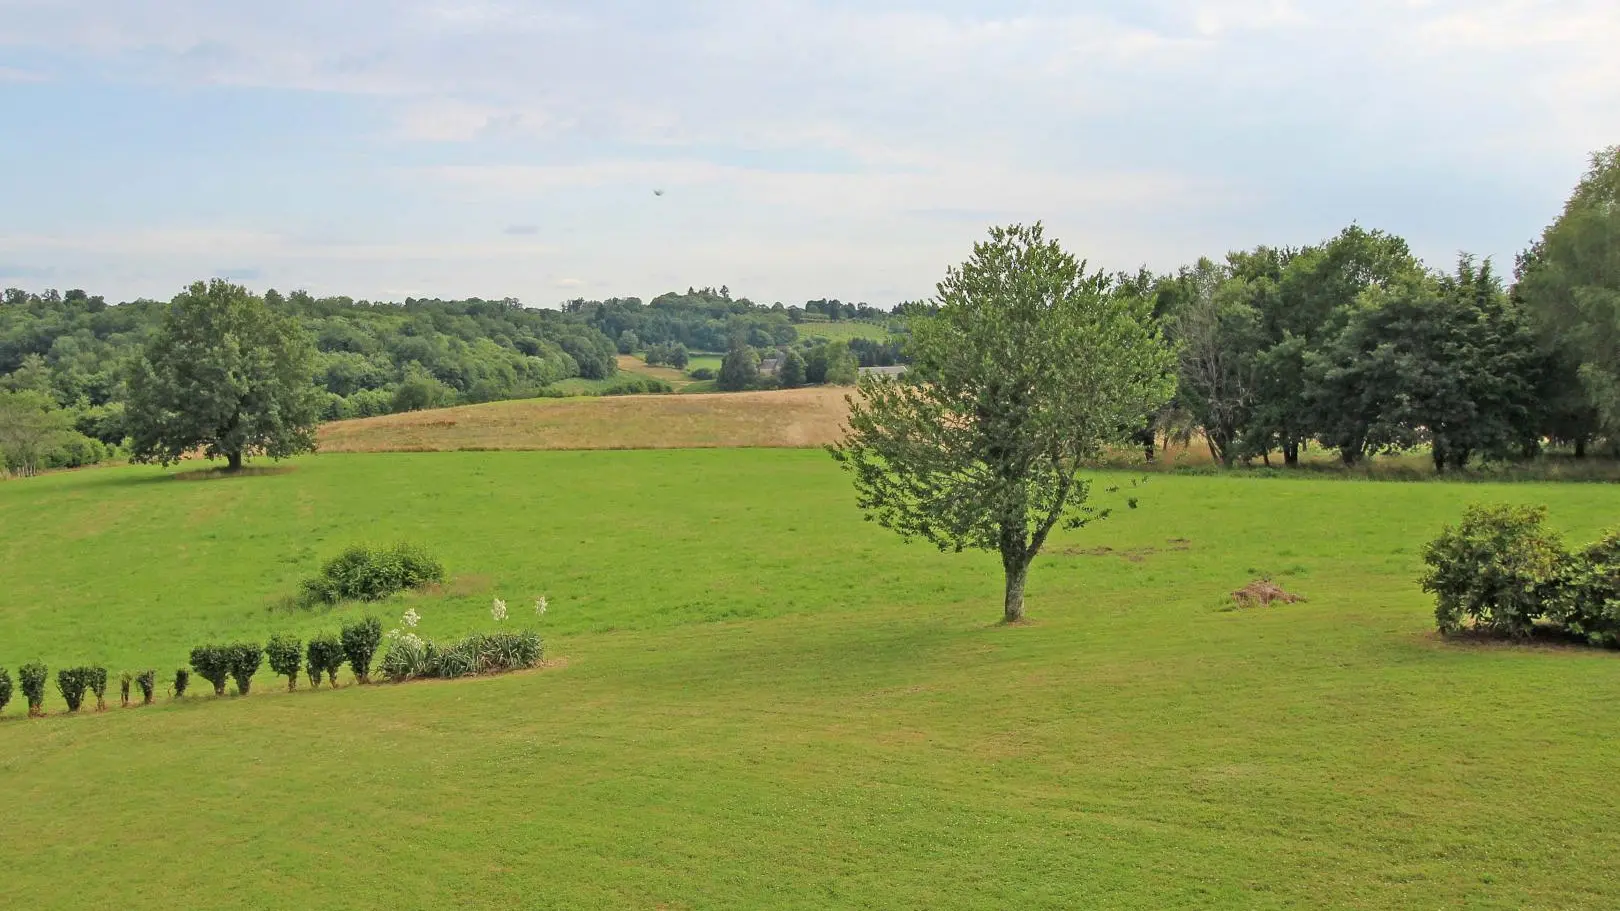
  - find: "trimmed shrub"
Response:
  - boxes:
[299,543,445,606]
[20,662,47,716]
[306,634,345,688]
[228,643,263,695]
[0,666,11,715]
[189,645,232,696]
[598,377,673,396]
[87,666,108,711]
[120,671,133,708]
[56,667,89,713]
[688,367,716,381]
[266,635,303,691]
[1552,530,1620,647]
[1422,504,1569,638]
[136,670,157,705]
[172,668,190,699]
[341,617,383,684]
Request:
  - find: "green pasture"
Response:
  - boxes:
[2,451,1619,908]
[795,320,892,342]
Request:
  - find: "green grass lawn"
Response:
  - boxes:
[3,452,1620,908]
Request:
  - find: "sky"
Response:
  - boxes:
[0,1,1615,307]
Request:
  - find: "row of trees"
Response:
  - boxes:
[717,340,861,391]
[1135,148,1619,470]
[566,286,898,353]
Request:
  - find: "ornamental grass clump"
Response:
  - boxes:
[306,634,345,688]
[228,643,263,695]
[189,645,231,696]
[136,670,157,705]
[20,662,47,716]
[56,667,90,713]
[266,635,303,691]
[341,617,383,684]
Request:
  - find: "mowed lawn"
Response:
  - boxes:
[2,451,1620,909]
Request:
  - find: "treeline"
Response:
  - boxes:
[1122,147,1619,472]
[567,286,899,354]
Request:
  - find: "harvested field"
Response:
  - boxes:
[318,385,854,452]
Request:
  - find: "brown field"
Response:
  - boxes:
[318,386,855,452]
[614,354,697,388]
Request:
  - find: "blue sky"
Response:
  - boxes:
[1,0,1615,306]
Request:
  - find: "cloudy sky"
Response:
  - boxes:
[1,1,1615,306]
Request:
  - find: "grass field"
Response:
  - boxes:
[3,449,1620,908]
[795,320,893,342]
[318,386,851,452]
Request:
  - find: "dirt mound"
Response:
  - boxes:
[1230,579,1306,608]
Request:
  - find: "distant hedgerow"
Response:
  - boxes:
[266,635,303,691]
[20,662,47,716]
[299,543,445,606]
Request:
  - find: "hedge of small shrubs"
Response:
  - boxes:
[1423,504,1620,645]
[3,613,544,720]
[299,543,445,607]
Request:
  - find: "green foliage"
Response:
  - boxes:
[19,661,46,716]
[87,665,108,711]
[687,367,716,381]
[823,342,859,386]
[0,666,11,715]
[1422,504,1569,637]
[832,223,1175,622]
[136,669,156,705]
[266,635,302,691]
[299,543,445,606]
[171,668,189,699]
[306,634,345,688]
[644,341,690,369]
[778,349,807,388]
[228,643,263,695]
[1516,146,1620,437]
[56,667,90,712]
[1550,531,1620,647]
[381,630,544,682]
[0,389,75,476]
[189,645,232,696]
[340,617,383,684]
[717,344,760,391]
[126,280,323,471]
[120,671,131,708]
[598,377,673,396]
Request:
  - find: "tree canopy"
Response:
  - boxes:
[832,223,1174,622]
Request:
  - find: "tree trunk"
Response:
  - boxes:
[1262,450,1272,468]
[226,450,243,472]
[1003,560,1028,624]
[1282,441,1299,467]
[1575,438,1588,459]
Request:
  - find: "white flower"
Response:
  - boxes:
[491,598,508,622]
[386,628,402,641]
[535,596,548,616]
[402,608,421,629]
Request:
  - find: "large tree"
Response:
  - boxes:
[1516,146,1620,435]
[126,280,322,471]
[830,224,1174,623]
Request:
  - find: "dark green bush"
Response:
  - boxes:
[189,645,231,696]
[228,643,263,695]
[136,670,156,705]
[0,666,12,715]
[87,666,108,711]
[266,635,303,691]
[687,367,716,381]
[20,662,47,716]
[1422,504,1569,637]
[172,668,189,699]
[598,377,673,396]
[56,667,89,712]
[341,617,383,684]
[299,543,446,606]
[1551,530,1620,647]
[120,671,132,708]
[306,634,345,687]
